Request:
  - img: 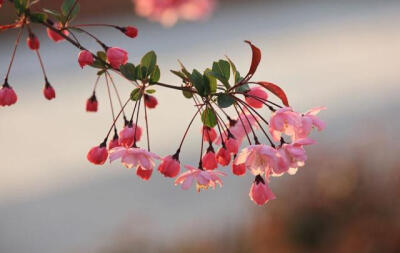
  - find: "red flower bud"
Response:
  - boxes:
[27,33,40,50]
[108,133,120,150]
[144,94,158,109]
[86,94,98,112]
[202,150,218,170]
[47,23,69,42]
[158,155,180,178]
[121,26,138,38]
[202,126,217,142]
[232,162,246,176]
[43,82,56,100]
[216,147,231,166]
[119,124,142,147]
[106,47,128,69]
[0,83,18,107]
[245,87,268,109]
[136,166,152,181]
[78,50,94,68]
[87,143,108,165]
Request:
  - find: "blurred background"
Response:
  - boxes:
[1,0,400,252]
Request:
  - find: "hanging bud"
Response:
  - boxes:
[43,81,56,100]
[0,82,18,107]
[119,123,142,147]
[232,155,246,176]
[27,32,40,50]
[106,47,128,69]
[225,136,239,154]
[245,87,268,108]
[78,50,94,68]
[136,166,152,181]
[119,26,138,38]
[47,22,69,42]
[87,142,108,165]
[249,175,275,205]
[158,154,180,178]
[202,147,218,170]
[216,147,231,166]
[86,93,98,112]
[202,126,217,143]
[144,94,158,109]
[108,131,120,150]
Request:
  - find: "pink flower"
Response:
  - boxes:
[27,33,40,50]
[121,26,138,38]
[78,50,94,68]
[202,126,217,143]
[295,107,327,140]
[86,94,98,112]
[236,144,277,176]
[47,23,69,42]
[109,146,160,169]
[202,150,218,170]
[43,83,56,100]
[106,47,128,69]
[225,136,239,154]
[108,134,120,150]
[217,111,258,144]
[0,83,18,107]
[119,124,142,148]
[282,138,315,174]
[87,144,108,165]
[245,87,268,108]
[136,166,153,180]
[133,0,216,27]
[216,147,231,166]
[158,155,180,178]
[144,94,158,109]
[269,107,301,141]
[174,165,226,192]
[232,161,246,176]
[249,175,276,206]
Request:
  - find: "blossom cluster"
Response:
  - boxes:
[1,0,326,206]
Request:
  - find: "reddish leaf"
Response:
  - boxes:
[256,81,289,107]
[244,40,261,81]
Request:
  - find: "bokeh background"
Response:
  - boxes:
[1,0,400,252]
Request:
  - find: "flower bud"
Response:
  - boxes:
[249,175,275,205]
[245,87,268,108]
[225,136,239,154]
[87,143,108,165]
[202,126,217,143]
[78,50,94,68]
[136,166,152,181]
[144,94,158,109]
[232,162,246,176]
[216,147,231,166]
[158,155,180,178]
[86,94,98,112]
[43,82,56,100]
[119,124,142,147]
[27,33,40,50]
[47,23,69,42]
[106,47,128,69]
[0,82,18,107]
[120,26,138,38]
[202,149,218,170]
[108,133,120,150]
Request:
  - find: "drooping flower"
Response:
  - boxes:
[109,146,160,170]
[158,155,180,178]
[47,22,69,42]
[27,33,40,50]
[87,143,108,165]
[43,82,56,100]
[225,136,239,154]
[86,93,98,112]
[106,47,128,69]
[269,107,301,141]
[174,165,226,192]
[202,126,217,143]
[120,26,138,38]
[245,86,268,108]
[217,111,258,144]
[202,149,218,170]
[282,138,315,173]
[0,83,18,106]
[232,161,246,176]
[144,94,158,109]
[78,50,94,68]
[294,107,327,140]
[249,175,276,205]
[216,147,231,166]
[136,166,153,180]
[119,123,142,148]
[236,144,277,176]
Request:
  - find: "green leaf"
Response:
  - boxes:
[150,65,160,84]
[135,65,143,80]
[130,88,142,101]
[201,108,217,128]
[14,0,28,16]
[217,93,235,108]
[29,13,48,23]
[140,51,157,78]
[235,83,250,93]
[97,51,107,62]
[146,89,156,94]
[91,59,106,69]
[189,69,205,96]
[226,56,242,84]
[204,68,217,94]
[171,70,187,81]
[97,70,106,76]
[211,60,231,89]
[61,0,80,22]
[43,8,61,17]
[120,63,136,81]
[178,60,191,79]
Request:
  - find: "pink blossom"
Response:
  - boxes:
[158,155,180,178]
[235,144,277,176]
[136,166,153,180]
[295,107,327,140]
[78,50,94,68]
[0,84,18,106]
[106,47,128,69]
[269,107,301,141]
[249,175,276,205]
[87,144,108,165]
[216,111,258,145]
[174,165,226,192]
[119,124,142,148]
[202,126,217,143]
[47,23,69,42]
[109,146,160,170]
[108,135,120,150]
[202,150,218,170]
[282,138,315,173]
[43,83,56,100]
[133,0,216,27]
[216,147,231,166]
[245,87,268,108]
[225,137,239,154]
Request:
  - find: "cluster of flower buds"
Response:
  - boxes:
[1,0,325,206]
